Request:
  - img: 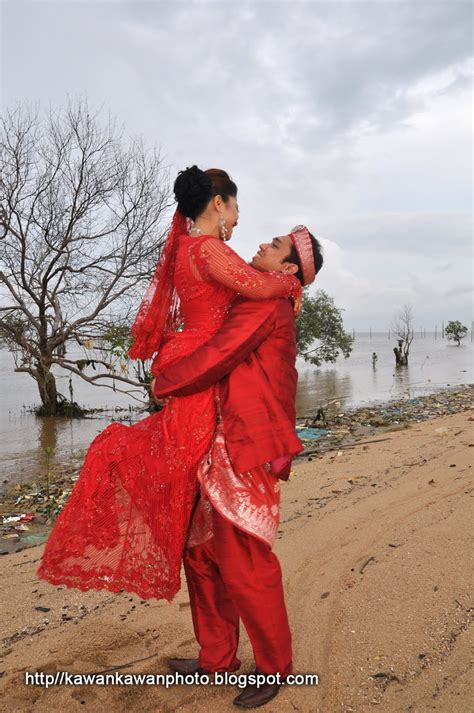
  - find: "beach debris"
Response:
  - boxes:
[22,533,49,545]
[360,556,376,574]
[296,384,473,459]
[1,479,75,534]
[20,512,36,522]
[91,653,160,676]
[370,671,400,685]
[2,512,36,524]
[305,437,393,458]
[296,427,330,440]
[304,403,331,427]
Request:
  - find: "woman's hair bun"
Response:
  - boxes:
[174,165,213,220]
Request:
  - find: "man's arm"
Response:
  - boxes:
[152,299,282,399]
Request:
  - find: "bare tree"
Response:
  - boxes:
[391,303,414,366]
[0,97,171,415]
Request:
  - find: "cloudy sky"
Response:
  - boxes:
[2,0,472,330]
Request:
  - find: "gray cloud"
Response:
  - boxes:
[1,0,472,329]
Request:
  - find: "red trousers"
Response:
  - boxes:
[182,500,293,676]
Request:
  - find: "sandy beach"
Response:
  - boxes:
[0,408,472,712]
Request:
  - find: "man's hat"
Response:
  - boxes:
[289,225,316,286]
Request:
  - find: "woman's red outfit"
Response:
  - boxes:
[36,232,301,602]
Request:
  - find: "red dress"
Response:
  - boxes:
[36,234,301,602]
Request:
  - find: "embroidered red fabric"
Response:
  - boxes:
[127,208,189,361]
[36,234,301,602]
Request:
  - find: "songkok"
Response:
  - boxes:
[289,225,316,286]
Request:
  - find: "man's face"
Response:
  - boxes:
[250,234,298,275]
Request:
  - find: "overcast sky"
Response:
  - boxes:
[1,0,472,330]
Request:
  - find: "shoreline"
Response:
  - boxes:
[0,407,472,711]
[1,383,472,556]
[294,381,473,455]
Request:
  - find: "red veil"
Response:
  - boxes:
[127,208,190,361]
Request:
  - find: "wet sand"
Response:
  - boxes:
[0,410,472,712]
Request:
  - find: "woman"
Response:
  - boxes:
[36,166,302,602]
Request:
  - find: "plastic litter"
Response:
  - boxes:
[296,427,330,440]
[22,532,49,545]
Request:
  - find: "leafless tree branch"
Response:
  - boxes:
[0,97,171,414]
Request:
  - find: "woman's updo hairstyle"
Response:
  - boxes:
[174,165,237,221]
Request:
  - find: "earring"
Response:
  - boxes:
[218,213,229,241]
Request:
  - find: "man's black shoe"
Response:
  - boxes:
[167,657,209,675]
[233,670,282,708]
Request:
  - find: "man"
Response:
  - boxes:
[152,226,323,708]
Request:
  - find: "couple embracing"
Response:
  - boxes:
[37,165,323,708]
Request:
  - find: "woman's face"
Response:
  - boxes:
[221,195,239,239]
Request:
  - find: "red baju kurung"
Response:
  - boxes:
[36,234,301,602]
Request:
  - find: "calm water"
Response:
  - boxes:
[0,332,472,491]
[295,331,473,414]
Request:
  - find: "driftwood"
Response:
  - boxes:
[359,556,376,574]
[302,436,393,457]
[90,653,160,675]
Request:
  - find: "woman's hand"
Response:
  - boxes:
[293,295,303,317]
[287,275,303,317]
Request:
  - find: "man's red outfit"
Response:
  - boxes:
[153,296,303,677]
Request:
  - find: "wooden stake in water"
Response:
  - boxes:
[43,446,54,520]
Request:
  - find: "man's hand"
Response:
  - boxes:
[150,377,171,407]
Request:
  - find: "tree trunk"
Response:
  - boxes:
[36,364,58,415]
[394,340,409,366]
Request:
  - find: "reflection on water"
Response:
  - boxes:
[0,345,143,490]
[296,332,472,414]
[295,369,353,415]
[0,332,472,491]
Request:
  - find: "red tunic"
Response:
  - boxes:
[152,297,304,476]
[152,297,304,547]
